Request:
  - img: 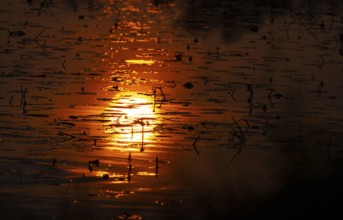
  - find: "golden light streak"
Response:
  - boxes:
[125,59,156,65]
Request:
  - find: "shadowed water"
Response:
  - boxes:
[1,0,343,219]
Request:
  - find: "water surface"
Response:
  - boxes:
[1,0,343,219]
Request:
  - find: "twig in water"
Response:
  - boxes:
[320,21,325,30]
[130,125,134,139]
[192,136,200,155]
[152,86,167,110]
[133,119,145,152]
[153,88,157,112]
[116,114,123,124]
[317,80,324,97]
[153,124,165,134]
[20,86,28,113]
[187,27,198,43]
[155,156,159,178]
[230,145,243,162]
[299,19,318,41]
[188,56,193,63]
[243,119,250,133]
[62,59,66,72]
[52,158,57,166]
[229,89,236,101]
[158,86,166,101]
[229,116,249,162]
[128,164,132,183]
[140,125,144,152]
[128,152,132,183]
[22,101,27,114]
[249,102,253,116]
[216,47,220,59]
[9,96,14,107]
[232,116,245,140]
[20,85,24,107]
[34,27,45,41]
[320,80,324,88]
[33,27,47,48]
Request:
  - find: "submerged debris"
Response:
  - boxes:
[9,30,26,37]
[175,54,183,61]
[52,158,57,166]
[183,82,194,89]
[88,159,100,172]
[89,159,100,167]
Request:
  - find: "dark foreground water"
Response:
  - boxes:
[1,0,343,219]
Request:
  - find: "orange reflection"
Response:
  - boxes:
[125,59,156,65]
[103,92,158,152]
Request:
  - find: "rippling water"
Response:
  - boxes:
[1,0,343,219]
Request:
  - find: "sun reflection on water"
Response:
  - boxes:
[103,92,159,151]
[125,59,156,65]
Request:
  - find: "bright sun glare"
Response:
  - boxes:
[104,92,157,151]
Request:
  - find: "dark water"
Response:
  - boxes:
[1,0,343,219]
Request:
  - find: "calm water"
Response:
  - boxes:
[1,0,343,219]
